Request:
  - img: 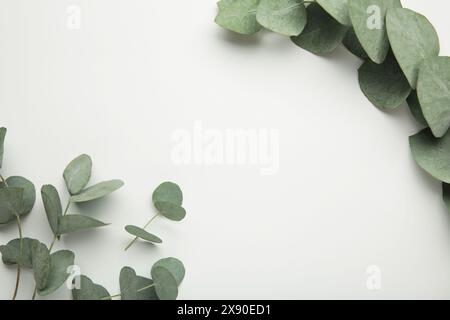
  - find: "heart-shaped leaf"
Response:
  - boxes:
[343,28,368,60]
[0,237,35,268]
[407,91,428,127]
[31,240,51,291]
[348,0,401,64]
[58,215,109,234]
[417,57,450,138]
[358,52,411,110]
[409,128,450,183]
[41,185,62,236]
[386,8,440,89]
[38,250,75,296]
[215,0,262,35]
[154,201,186,221]
[136,276,158,300]
[256,0,307,36]
[152,182,183,206]
[291,3,348,55]
[1,176,36,217]
[125,225,162,244]
[151,266,178,300]
[63,154,92,195]
[72,275,110,300]
[153,257,185,286]
[120,266,139,300]
[69,180,124,203]
[316,0,351,26]
[0,187,23,225]
[0,127,6,169]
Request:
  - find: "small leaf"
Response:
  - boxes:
[0,237,35,267]
[291,3,348,55]
[0,187,23,225]
[348,0,401,64]
[215,0,262,35]
[125,225,162,244]
[409,128,450,183]
[120,266,139,300]
[417,57,450,138]
[41,185,62,236]
[38,250,75,296]
[153,257,185,286]
[256,0,307,36]
[1,176,36,217]
[58,214,109,234]
[151,266,178,300]
[31,240,51,291]
[63,154,92,195]
[69,180,124,203]
[154,201,186,221]
[152,182,183,206]
[72,275,110,300]
[386,8,440,89]
[0,127,6,169]
[316,0,351,26]
[343,28,368,60]
[136,276,158,300]
[407,91,428,127]
[358,52,411,110]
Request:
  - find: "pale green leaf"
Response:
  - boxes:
[31,240,51,291]
[0,187,23,225]
[154,201,186,221]
[316,0,351,26]
[41,185,62,236]
[152,182,183,206]
[256,0,307,36]
[58,214,109,234]
[153,257,185,286]
[38,250,75,296]
[63,154,92,195]
[0,237,35,267]
[72,275,110,300]
[151,266,178,300]
[1,176,36,217]
[69,180,124,203]
[407,91,428,127]
[136,276,158,300]
[125,225,162,244]
[120,266,139,300]
[215,0,262,35]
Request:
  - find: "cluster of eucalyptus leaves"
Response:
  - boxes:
[215,0,450,210]
[0,127,186,300]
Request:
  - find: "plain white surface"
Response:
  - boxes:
[1,0,450,299]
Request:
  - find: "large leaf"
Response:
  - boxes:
[358,52,411,110]
[58,214,109,234]
[0,237,35,268]
[152,182,183,206]
[69,180,124,203]
[38,250,75,296]
[136,276,158,300]
[256,0,307,36]
[41,185,62,236]
[0,187,23,224]
[0,127,6,169]
[154,201,186,221]
[215,0,262,35]
[72,275,110,300]
[316,0,350,26]
[343,28,368,60]
[409,128,450,183]
[125,225,162,244]
[348,0,401,64]
[153,257,185,286]
[386,8,440,89]
[407,91,428,127]
[31,240,51,291]
[63,154,92,195]
[417,57,450,138]
[151,266,178,300]
[120,266,139,300]
[291,3,348,55]
[1,176,36,216]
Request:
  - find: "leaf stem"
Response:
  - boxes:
[100,283,155,300]
[11,215,23,300]
[63,201,71,216]
[124,213,159,251]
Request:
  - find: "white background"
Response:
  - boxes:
[1,0,450,299]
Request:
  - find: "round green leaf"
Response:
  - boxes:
[0,187,23,225]
[31,240,51,291]
[409,128,450,183]
[2,176,36,216]
[152,182,183,206]
[215,0,262,35]
[38,250,75,296]
[41,185,62,236]
[386,8,440,89]
[153,257,185,286]
[256,0,307,36]
[151,266,178,300]
[63,154,92,195]
[125,225,162,244]
[136,276,158,300]
[0,237,35,268]
[69,180,124,203]
[58,214,109,234]
[407,91,428,127]
[291,3,348,55]
[343,28,368,60]
[0,127,6,169]
[154,201,186,221]
[358,52,411,110]
[417,57,450,138]
[120,266,139,300]
[72,275,110,300]
[316,0,351,26]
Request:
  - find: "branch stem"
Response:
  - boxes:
[124,213,159,251]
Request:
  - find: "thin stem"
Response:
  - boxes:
[63,201,71,216]
[48,234,57,252]
[11,215,23,300]
[100,283,155,300]
[32,288,36,300]
[124,213,159,251]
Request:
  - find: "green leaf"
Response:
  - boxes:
[409,128,450,183]
[1,176,36,217]
[136,276,158,300]
[256,0,307,36]
[291,3,348,55]
[215,0,262,35]
[38,250,75,296]
[316,0,351,26]
[120,266,139,300]
[58,214,109,234]
[343,28,368,60]
[0,127,6,169]
[152,182,183,206]
[69,180,124,203]
[31,240,51,291]
[154,201,186,221]
[417,57,450,138]
[63,154,92,195]
[41,185,62,235]
[348,0,401,64]
[0,187,23,225]
[386,8,440,89]
[407,91,428,127]
[0,237,35,267]
[153,257,185,286]
[72,275,110,300]
[151,266,178,300]
[125,225,162,244]
[358,52,411,110]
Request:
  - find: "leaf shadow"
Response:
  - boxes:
[216,28,264,48]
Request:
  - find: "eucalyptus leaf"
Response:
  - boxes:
[316,0,351,26]
[1,176,36,216]
[153,257,185,286]
[409,128,450,183]
[41,185,62,236]
[31,240,51,291]
[417,57,450,138]
[343,28,368,60]
[0,127,6,169]
[69,180,124,203]
[38,250,75,296]
[72,275,110,300]
[358,52,411,110]
[215,0,262,35]
[291,3,348,55]
[136,276,158,300]
[256,0,307,36]
[58,214,109,234]
[152,182,183,206]
[348,0,401,64]
[125,225,162,244]
[63,154,92,195]
[386,8,440,89]
[407,91,428,127]
[154,201,186,221]
[0,187,23,225]
[0,237,35,267]
[151,266,178,300]
[120,266,139,300]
